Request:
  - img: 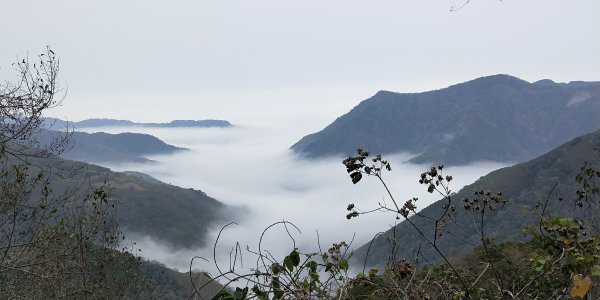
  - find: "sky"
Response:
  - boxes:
[1,0,599,127]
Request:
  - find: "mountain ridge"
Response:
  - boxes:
[36,130,185,164]
[351,129,600,268]
[291,74,600,165]
[31,154,230,249]
[43,117,232,129]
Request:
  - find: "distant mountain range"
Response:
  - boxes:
[351,129,600,268]
[43,117,232,129]
[292,75,600,165]
[36,130,185,164]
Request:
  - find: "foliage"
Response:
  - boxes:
[0,48,227,299]
[200,147,600,299]
[340,149,600,299]
[48,159,226,249]
[0,49,145,298]
[0,47,70,158]
[191,222,354,300]
[353,131,600,268]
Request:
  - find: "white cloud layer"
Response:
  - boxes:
[83,123,506,273]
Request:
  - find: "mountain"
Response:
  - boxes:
[146,119,232,128]
[292,75,600,165]
[138,260,223,299]
[36,130,185,164]
[39,156,229,249]
[44,117,232,129]
[351,129,600,268]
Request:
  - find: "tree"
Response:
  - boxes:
[0,48,141,298]
[0,47,69,158]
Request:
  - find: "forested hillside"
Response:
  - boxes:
[351,129,600,268]
[36,155,229,249]
[37,130,185,163]
[292,75,600,165]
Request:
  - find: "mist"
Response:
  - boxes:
[78,120,507,273]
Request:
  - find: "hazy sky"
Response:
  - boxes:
[1,0,599,124]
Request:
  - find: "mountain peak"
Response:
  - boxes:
[291,75,600,165]
[533,79,557,86]
[450,74,530,90]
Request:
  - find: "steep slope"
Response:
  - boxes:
[41,156,228,249]
[351,129,600,268]
[292,75,600,165]
[139,260,223,299]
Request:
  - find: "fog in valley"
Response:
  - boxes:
[2,0,599,297]
[74,95,507,273]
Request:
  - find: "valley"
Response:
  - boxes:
[2,2,598,296]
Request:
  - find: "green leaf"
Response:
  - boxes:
[306,260,318,273]
[284,256,294,272]
[233,287,248,300]
[290,249,301,267]
[272,276,280,289]
[368,268,378,277]
[302,278,309,289]
[212,290,233,300]
[592,265,600,276]
[271,263,281,275]
[557,217,581,229]
[325,262,333,272]
[310,272,320,283]
[252,285,268,300]
[339,260,349,270]
[583,255,596,264]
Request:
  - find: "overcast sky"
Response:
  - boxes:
[1,0,599,123]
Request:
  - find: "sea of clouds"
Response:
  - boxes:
[67,88,507,275]
[80,123,506,274]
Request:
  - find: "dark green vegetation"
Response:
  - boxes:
[2,153,224,297]
[0,50,224,299]
[35,155,227,249]
[37,130,185,163]
[44,117,233,129]
[139,260,224,299]
[0,48,140,298]
[292,75,600,165]
[341,130,600,298]
[353,129,600,267]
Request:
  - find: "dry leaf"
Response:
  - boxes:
[570,274,591,298]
